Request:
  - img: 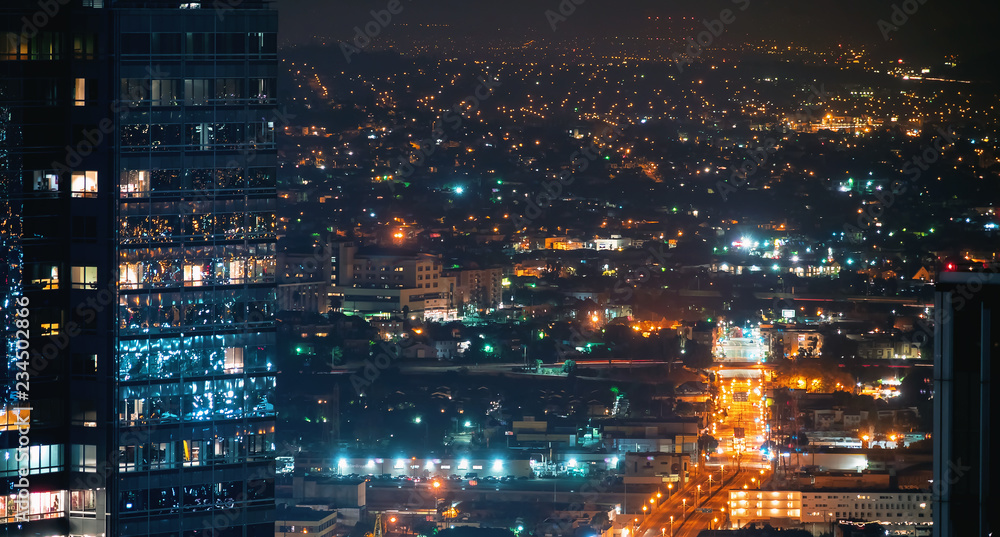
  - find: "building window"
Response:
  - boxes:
[183,264,204,286]
[29,264,59,290]
[33,171,59,192]
[184,79,212,105]
[71,171,98,197]
[72,33,96,59]
[224,347,244,373]
[70,445,97,473]
[72,354,98,377]
[71,266,98,289]
[74,78,87,105]
[71,399,97,427]
[120,170,149,196]
[150,79,179,106]
[70,489,97,517]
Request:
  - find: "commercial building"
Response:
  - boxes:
[275,506,338,537]
[1,0,278,534]
[329,242,456,320]
[445,266,504,315]
[728,489,932,536]
[933,272,1000,537]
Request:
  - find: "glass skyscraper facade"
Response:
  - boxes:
[1,1,277,535]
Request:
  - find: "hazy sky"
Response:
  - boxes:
[276,0,998,61]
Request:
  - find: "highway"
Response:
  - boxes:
[631,466,771,537]
[626,327,774,537]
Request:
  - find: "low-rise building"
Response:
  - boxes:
[623,452,691,486]
[276,506,338,537]
[728,489,933,536]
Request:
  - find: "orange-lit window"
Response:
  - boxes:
[30,264,59,290]
[183,264,204,286]
[74,78,87,106]
[71,171,98,198]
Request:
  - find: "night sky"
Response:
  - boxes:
[277,0,998,61]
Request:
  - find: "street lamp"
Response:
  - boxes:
[697,484,701,505]
[682,498,687,515]
[708,474,713,494]
[669,515,674,537]
[667,483,673,498]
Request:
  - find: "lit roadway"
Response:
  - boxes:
[632,466,772,537]
[625,330,775,537]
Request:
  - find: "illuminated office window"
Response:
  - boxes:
[29,264,59,290]
[183,264,204,286]
[70,490,97,517]
[33,171,59,191]
[119,262,142,288]
[71,171,98,197]
[224,347,244,373]
[121,170,149,196]
[71,266,98,289]
[74,78,86,105]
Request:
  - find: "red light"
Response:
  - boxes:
[947,263,955,270]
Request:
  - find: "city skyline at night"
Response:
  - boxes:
[2,1,998,537]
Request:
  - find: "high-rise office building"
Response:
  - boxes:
[933,272,998,537]
[1,1,278,535]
